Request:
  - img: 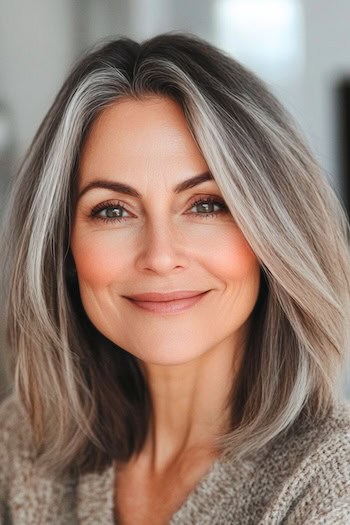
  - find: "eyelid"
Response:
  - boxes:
[90,193,227,216]
[91,199,125,216]
[89,194,230,223]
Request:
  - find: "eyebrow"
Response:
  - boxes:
[77,171,215,201]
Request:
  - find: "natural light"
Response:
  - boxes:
[214,0,304,83]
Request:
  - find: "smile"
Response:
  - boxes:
[125,291,209,314]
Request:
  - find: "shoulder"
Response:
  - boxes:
[169,401,350,525]
[0,391,33,449]
[283,398,350,457]
[0,391,28,429]
[0,393,34,501]
[261,399,350,524]
[290,398,350,466]
[0,393,79,524]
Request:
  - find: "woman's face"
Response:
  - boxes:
[71,96,261,365]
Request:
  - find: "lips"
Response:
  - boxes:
[125,290,208,302]
[124,290,209,314]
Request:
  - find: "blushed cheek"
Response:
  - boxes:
[210,230,260,282]
[71,234,127,288]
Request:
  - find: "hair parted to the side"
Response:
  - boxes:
[2,32,350,477]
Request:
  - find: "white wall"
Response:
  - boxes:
[301,0,350,194]
[0,0,77,161]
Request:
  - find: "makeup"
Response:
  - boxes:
[125,291,210,314]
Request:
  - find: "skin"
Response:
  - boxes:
[70,96,261,484]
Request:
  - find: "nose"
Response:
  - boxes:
[135,219,188,275]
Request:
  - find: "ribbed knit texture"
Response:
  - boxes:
[1,393,350,524]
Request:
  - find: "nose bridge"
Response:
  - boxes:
[136,210,187,273]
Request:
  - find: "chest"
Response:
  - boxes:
[113,457,216,525]
[114,478,187,525]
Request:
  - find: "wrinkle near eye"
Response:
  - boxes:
[85,195,231,225]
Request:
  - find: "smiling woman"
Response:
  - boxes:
[0,33,350,525]
[71,96,260,369]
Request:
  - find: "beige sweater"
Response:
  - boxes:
[1,393,350,524]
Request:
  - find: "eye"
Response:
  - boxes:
[91,200,129,223]
[89,195,230,224]
[188,196,229,219]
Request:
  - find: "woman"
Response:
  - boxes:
[0,32,350,525]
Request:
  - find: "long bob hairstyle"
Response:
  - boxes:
[2,32,350,477]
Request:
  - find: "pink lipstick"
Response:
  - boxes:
[124,290,209,314]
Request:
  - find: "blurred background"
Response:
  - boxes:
[0,0,349,399]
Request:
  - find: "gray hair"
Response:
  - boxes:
[2,32,350,476]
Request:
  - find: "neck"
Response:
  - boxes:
[136,336,245,474]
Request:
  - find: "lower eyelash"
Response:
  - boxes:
[91,197,229,223]
[190,197,229,219]
[91,200,125,222]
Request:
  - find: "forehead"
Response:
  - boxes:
[78,96,208,183]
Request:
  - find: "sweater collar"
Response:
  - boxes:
[76,455,254,524]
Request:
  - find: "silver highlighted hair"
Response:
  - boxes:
[2,33,350,476]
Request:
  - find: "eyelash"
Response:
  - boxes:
[90,196,230,223]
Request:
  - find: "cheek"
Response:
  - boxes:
[70,225,259,288]
[70,232,126,287]
[209,229,259,282]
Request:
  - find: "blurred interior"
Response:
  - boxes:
[0,0,349,399]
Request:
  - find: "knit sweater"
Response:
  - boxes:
[1,393,350,525]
